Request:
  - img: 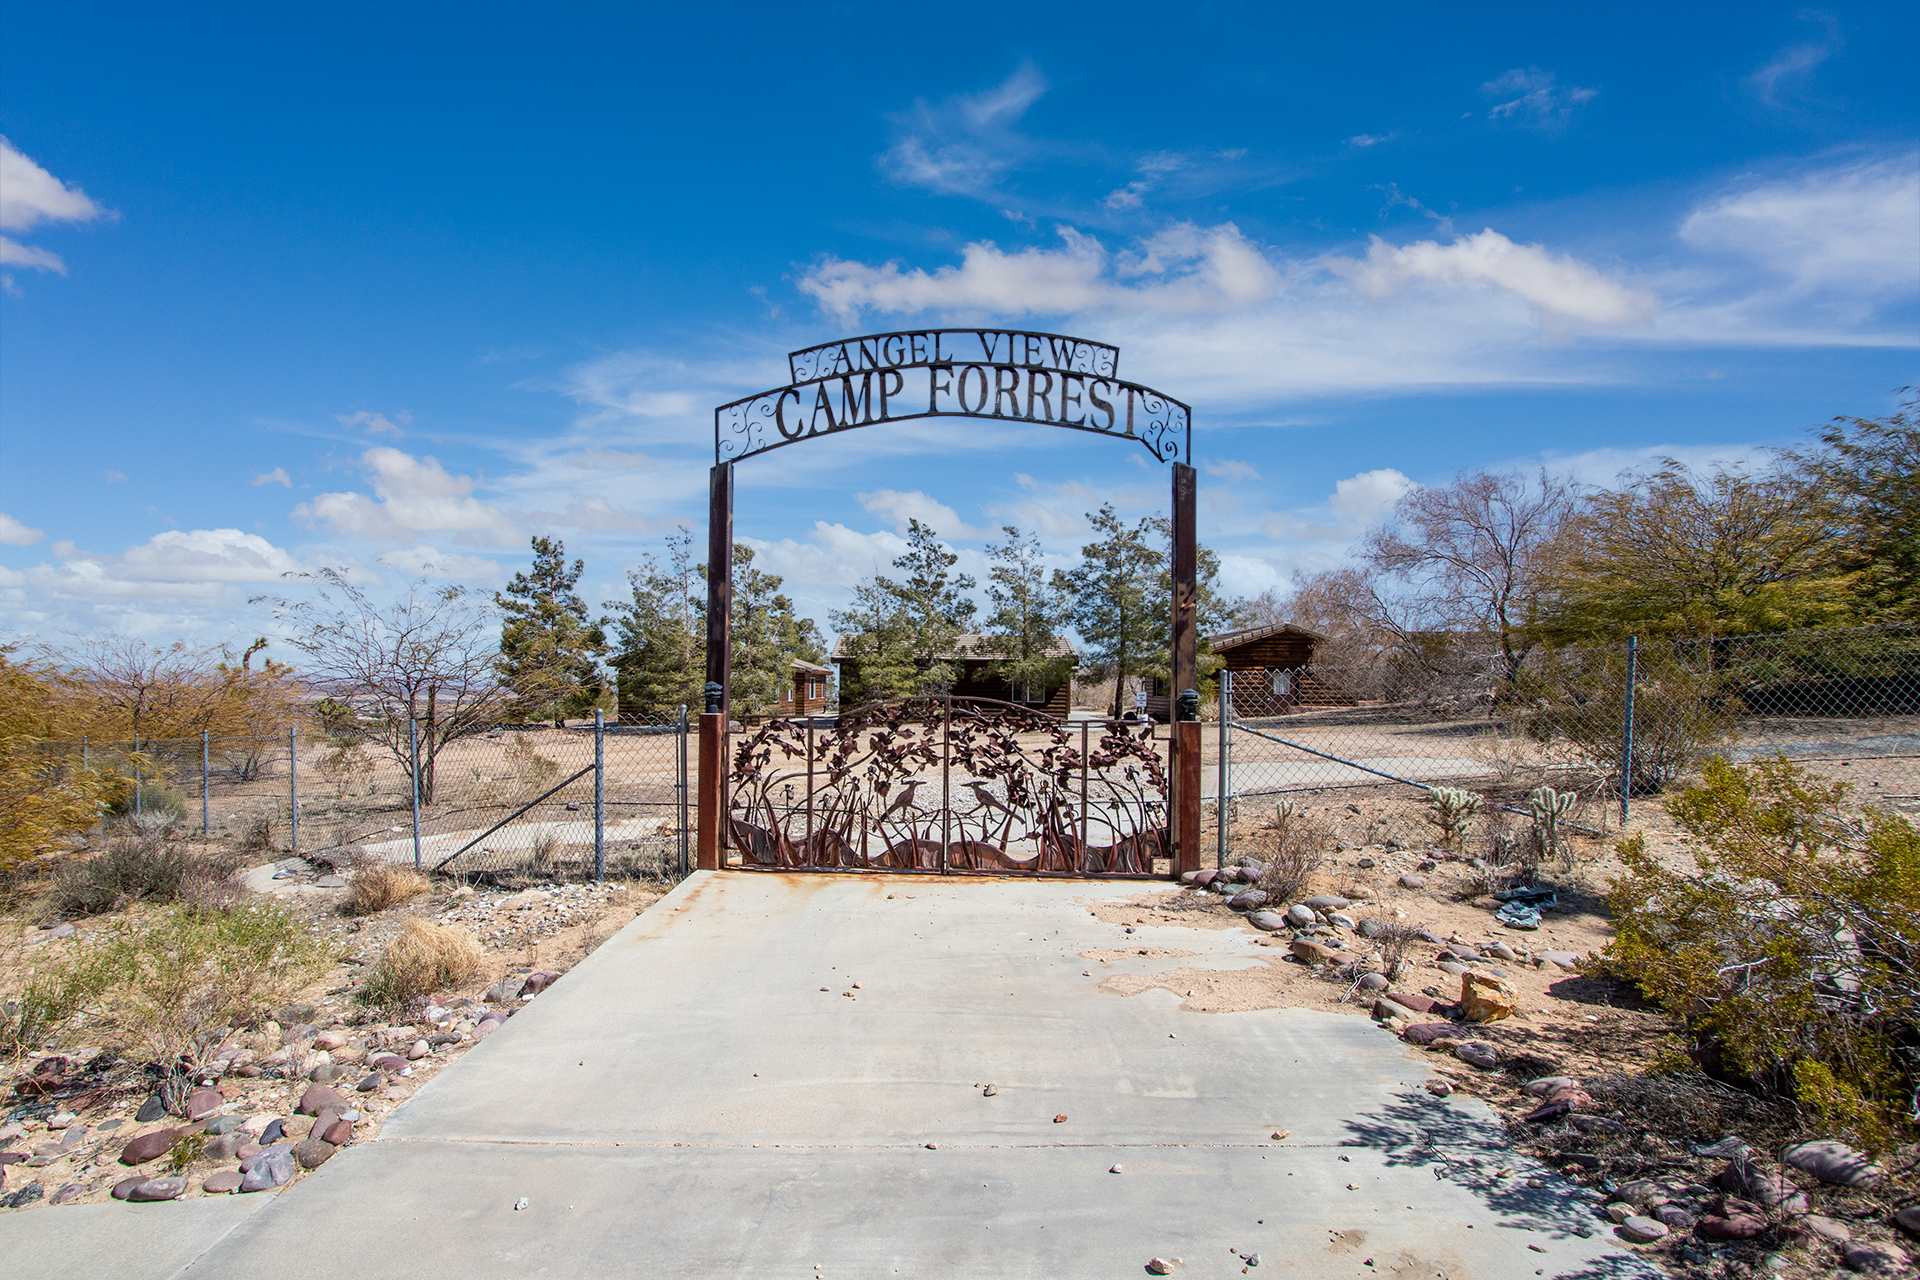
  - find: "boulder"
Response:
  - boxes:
[1285,904,1315,928]
[119,1128,183,1166]
[1402,1023,1467,1046]
[127,1176,186,1201]
[1304,894,1351,911]
[1290,937,1342,966]
[1459,972,1518,1024]
[1453,1040,1499,1070]
[1246,910,1288,932]
[1845,1243,1912,1277]
[1718,1159,1811,1214]
[1782,1140,1885,1189]
[296,1083,350,1116]
[293,1138,337,1169]
[1372,997,1419,1023]
[1616,1216,1668,1243]
[1227,889,1269,913]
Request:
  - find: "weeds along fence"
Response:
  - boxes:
[1211,623,1920,865]
[36,710,692,885]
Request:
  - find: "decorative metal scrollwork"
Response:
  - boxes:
[726,698,1169,876]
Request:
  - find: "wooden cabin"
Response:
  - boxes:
[1145,621,1350,719]
[776,659,834,716]
[831,634,1075,718]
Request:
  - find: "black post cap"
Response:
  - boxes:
[702,681,724,715]
[1177,688,1200,722]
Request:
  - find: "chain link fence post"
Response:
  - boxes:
[288,726,299,855]
[202,729,211,836]
[677,704,690,877]
[133,733,141,816]
[593,708,606,883]
[409,718,423,870]
[1621,634,1639,826]
[1217,670,1232,871]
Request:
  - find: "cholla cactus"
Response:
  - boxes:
[1424,786,1482,850]
[1529,785,1576,868]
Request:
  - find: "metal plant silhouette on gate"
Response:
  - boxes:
[726,696,1168,875]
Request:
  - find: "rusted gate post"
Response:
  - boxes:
[1170,462,1201,875]
[697,462,733,871]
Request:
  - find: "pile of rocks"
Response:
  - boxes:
[435,881,628,946]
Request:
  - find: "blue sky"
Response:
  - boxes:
[2,0,1915,646]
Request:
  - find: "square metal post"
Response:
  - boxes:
[288,727,299,855]
[593,708,606,883]
[410,718,422,870]
[697,462,733,871]
[1170,461,1201,875]
[202,729,211,837]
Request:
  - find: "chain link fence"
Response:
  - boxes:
[37,712,691,885]
[1211,623,1920,862]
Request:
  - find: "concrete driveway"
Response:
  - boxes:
[9,872,1657,1278]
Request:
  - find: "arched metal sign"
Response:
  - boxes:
[696,329,1203,881]
[716,329,1192,466]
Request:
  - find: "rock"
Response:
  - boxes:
[1373,998,1419,1023]
[356,1072,384,1093]
[1227,889,1270,912]
[1803,1215,1852,1243]
[1425,1078,1453,1096]
[473,1019,502,1041]
[312,1031,347,1051]
[184,1088,224,1122]
[205,1132,247,1161]
[320,1118,352,1145]
[240,1144,295,1191]
[129,1176,187,1201]
[1453,1041,1499,1070]
[1617,1215,1669,1243]
[1524,1076,1578,1097]
[1284,904,1315,928]
[1345,886,1374,902]
[135,1095,168,1123]
[1327,912,1357,929]
[1356,918,1387,939]
[296,1083,349,1116]
[368,1053,408,1072]
[1246,910,1288,932]
[524,972,559,996]
[1485,943,1517,961]
[486,977,527,1003]
[1416,929,1444,944]
[259,1119,285,1144]
[1720,1158,1811,1214]
[1459,972,1518,1023]
[1356,972,1389,992]
[1290,938,1342,966]
[1691,1136,1753,1160]
[203,1115,243,1136]
[1146,1260,1176,1276]
[1699,1204,1770,1240]
[1356,856,1376,869]
[1540,951,1581,971]
[1615,1179,1666,1207]
[1418,859,1437,872]
[503,889,546,910]
[1524,1100,1573,1124]
[1437,961,1470,977]
[203,1170,243,1193]
[120,1128,182,1165]
[293,1138,337,1169]
[1304,895,1351,911]
[112,1175,147,1200]
[407,1039,431,1061]
[49,1182,84,1205]
[2,1181,43,1208]
[1386,992,1439,1013]
[1895,1205,1920,1239]
[1655,1205,1697,1231]
[1398,874,1427,889]
[1783,1140,1885,1189]
[1845,1243,1912,1277]
[1402,1023,1468,1046]
[1446,943,1481,960]
[1570,1115,1626,1135]
[45,1111,76,1129]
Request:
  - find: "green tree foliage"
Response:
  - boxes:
[978,526,1074,700]
[1540,461,1857,643]
[607,529,702,723]
[0,647,112,870]
[1607,757,1920,1151]
[831,520,977,702]
[1784,390,1920,623]
[728,543,828,715]
[1058,505,1163,718]
[495,536,608,725]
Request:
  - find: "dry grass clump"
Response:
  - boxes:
[1256,801,1330,904]
[50,835,246,916]
[360,919,482,1013]
[348,865,431,915]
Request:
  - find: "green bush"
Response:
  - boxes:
[1607,756,1920,1151]
[50,835,241,916]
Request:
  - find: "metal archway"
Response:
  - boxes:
[696,329,1201,878]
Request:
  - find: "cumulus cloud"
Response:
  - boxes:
[1261,469,1414,540]
[799,222,1282,321]
[1480,68,1598,122]
[250,467,292,488]
[0,511,45,546]
[18,529,307,601]
[525,498,669,534]
[857,489,984,539]
[0,136,106,278]
[1339,228,1658,328]
[294,447,517,545]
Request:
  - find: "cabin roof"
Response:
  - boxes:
[1205,621,1327,649]
[830,633,1076,663]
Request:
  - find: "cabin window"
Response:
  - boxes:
[1272,670,1292,697]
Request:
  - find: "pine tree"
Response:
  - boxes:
[831,520,977,702]
[607,529,702,723]
[1059,505,1164,718]
[979,526,1074,702]
[495,536,607,725]
[728,544,828,715]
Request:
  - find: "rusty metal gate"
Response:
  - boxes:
[725,696,1170,877]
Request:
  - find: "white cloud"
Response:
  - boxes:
[799,221,1282,321]
[103,470,127,484]
[294,447,517,545]
[0,137,106,278]
[1480,68,1597,122]
[19,529,307,601]
[1261,468,1414,540]
[857,489,985,539]
[250,467,292,488]
[0,512,44,546]
[1202,459,1261,483]
[526,498,669,534]
[336,410,409,437]
[881,65,1048,197]
[1339,228,1658,328]
[1347,133,1393,148]
[565,448,652,471]
[1678,157,1919,298]
[376,544,502,582]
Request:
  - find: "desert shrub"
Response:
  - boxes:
[1607,755,1920,1152]
[0,649,114,871]
[503,734,559,799]
[359,919,482,1013]
[530,831,560,873]
[1424,786,1482,852]
[53,901,332,1068]
[348,865,431,915]
[0,970,87,1060]
[50,835,244,916]
[165,1131,207,1172]
[1373,921,1422,979]
[236,814,273,855]
[1256,801,1328,903]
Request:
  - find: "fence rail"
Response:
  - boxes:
[36,709,692,884]
[1211,624,1920,865]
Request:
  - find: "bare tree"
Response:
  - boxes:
[1362,468,1576,683]
[55,637,226,740]
[263,569,508,803]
